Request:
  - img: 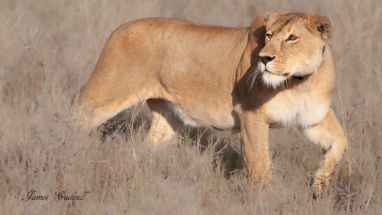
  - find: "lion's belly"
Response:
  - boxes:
[166,101,239,130]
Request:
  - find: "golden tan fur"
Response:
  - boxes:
[74,11,347,197]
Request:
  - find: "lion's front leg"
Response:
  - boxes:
[239,111,272,183]
[302,109,347,198]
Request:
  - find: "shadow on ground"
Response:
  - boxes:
[98,103,245,178]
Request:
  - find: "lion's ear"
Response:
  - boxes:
[309,14,334,39]
[264,11,280,29]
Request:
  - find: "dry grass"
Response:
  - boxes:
[1,0,381,214]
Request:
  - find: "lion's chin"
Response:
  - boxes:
[261,71,287,89]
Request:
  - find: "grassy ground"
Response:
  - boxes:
[0,0,381,214]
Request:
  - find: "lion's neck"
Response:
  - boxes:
[300,45,335,92]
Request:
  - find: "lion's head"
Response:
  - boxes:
[258,11,334,88]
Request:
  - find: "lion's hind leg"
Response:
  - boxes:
[73,89,150,131]
[302,109,347,198]
[146,99,184,147]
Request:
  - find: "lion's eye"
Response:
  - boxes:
[266,34,272,40]
[286,35,298,41]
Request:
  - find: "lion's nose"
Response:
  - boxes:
[259,55,276,65]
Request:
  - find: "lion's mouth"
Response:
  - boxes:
[262,66,311,83]
[291,74,310,80]
[264,69,289,77]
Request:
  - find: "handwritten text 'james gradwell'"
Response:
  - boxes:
[22,190,90,202]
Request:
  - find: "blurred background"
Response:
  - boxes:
[0,0,381,214]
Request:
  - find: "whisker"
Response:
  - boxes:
[248,67,260,90]
[246,67,256,85]
[246,67,255,82]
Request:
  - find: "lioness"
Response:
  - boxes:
[74,11,347,197]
